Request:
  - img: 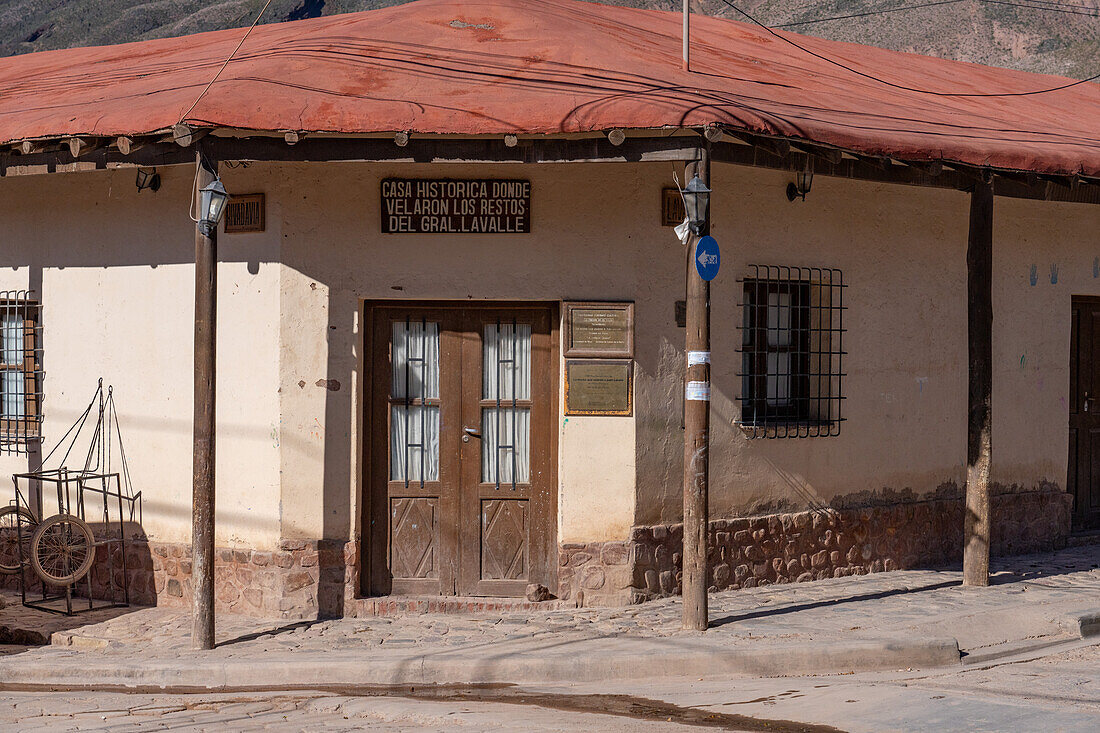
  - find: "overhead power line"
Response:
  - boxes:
[981,0,1100,16]
[178,0,274,124]
[713,0,1100,96]
[777,0,1099,28]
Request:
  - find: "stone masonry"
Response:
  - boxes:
[1,537,360,620]
[1,486,1073,614]
[560,486,1074,605]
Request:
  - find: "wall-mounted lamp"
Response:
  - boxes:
[394,131,410,147]
[135,168,160,193]
[786,165,813,202]
[198,178,229,237]
[682,174,711,235]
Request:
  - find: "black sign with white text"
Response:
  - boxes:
[381,179,531,233]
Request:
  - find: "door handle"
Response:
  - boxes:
[462,426,481,442]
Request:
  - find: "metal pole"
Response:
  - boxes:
[963,179,993,587]
[682,0,690,71]
[192,151,218,649]
[682,147,710,631]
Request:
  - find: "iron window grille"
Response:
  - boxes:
[0,292,43,454]
[737,266,846,438]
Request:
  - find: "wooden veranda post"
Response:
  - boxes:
[963,179,994,587]
[682,149,711,631]
[192,152,218,649]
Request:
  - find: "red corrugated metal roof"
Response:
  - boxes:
[0,0,1097,176]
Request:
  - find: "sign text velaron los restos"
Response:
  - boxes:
[381,179,531,233]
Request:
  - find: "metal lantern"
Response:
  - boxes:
[198,178,229,236]
[682,174,711,234]
[786,167,814,202]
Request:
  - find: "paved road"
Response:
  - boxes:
[0,639,1097,731]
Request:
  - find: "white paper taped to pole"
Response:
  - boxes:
[687,350,710,366]
[685,380,710,401]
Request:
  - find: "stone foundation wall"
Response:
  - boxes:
[560,487,1074,605]
[2,536,360,620]
[2,487,1073,614]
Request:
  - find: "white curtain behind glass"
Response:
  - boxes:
[1,314,24,419]
[390,321,440,483]
[482,323,531,485]
[766,292,791,407]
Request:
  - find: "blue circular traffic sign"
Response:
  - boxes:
[695,235,720,281]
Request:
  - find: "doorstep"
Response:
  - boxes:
[347,595,578,617]
[1067,529,1100,547]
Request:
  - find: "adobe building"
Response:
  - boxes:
[0,0,1097,617]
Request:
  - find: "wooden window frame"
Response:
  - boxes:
[0,299,41,439]
[741,281,811,425]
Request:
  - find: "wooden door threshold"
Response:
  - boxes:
[349,595,578,617]
[1067,528,1100,547]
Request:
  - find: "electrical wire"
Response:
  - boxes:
[982,0,1100,15]
[178,0,274,124]
[777,0,969,28]
[777,0,1099,28]
[713,0,1100,96]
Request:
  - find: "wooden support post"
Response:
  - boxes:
[192,151,218,649]
[963,179,994,587]
[682,148,711,631]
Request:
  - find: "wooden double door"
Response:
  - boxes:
[367,303,557,597]
[1070,297,1100,530]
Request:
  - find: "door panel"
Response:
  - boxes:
[368,304,556,597]
[459,308,554,596]
[1069,297,1100,531]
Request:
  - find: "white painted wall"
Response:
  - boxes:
[0,157,1095,554]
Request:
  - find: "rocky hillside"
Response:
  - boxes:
[1,0,1097,80]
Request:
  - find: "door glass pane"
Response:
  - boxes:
[392,321,439,399]
[483,323,531,400]
[390,320,440,483]
[390,405,439,482]
[482,407,530,484]
[482,322,531,485]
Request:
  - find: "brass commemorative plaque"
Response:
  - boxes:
[565,359,633,416]
[563,302,634,358]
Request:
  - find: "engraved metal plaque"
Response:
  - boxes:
[565,359,633,416]
[563,302,634,358]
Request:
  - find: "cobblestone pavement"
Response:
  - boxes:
[12,543,1098,664]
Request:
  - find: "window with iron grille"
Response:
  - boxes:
[737,267,845,438]
[0,293,42,453]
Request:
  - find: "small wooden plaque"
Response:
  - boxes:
[662,188,685,227]
[563,302,634,358]
[565,359,633,416]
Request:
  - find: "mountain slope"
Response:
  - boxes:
[0,0,1097,80]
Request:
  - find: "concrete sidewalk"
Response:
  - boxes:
[0,544,1098,689]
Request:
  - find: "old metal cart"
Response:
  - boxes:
[1,382,141,615]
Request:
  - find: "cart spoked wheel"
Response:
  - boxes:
[30,514,96,586]
[0,506,37,574]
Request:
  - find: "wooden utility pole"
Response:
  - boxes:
[682,149,711,631]
[192,151,218,649]
[963,179,994,587]
[682,0,690,71]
